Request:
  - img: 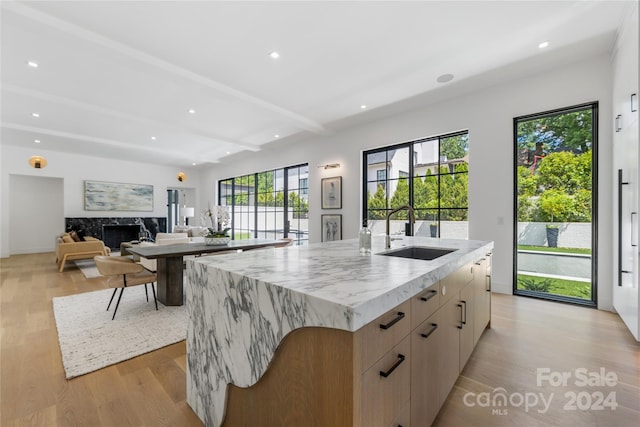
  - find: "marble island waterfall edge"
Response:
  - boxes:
[185,237,494,427]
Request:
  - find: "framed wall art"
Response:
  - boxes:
[84,180,153,211]
[321,176,342,209]
[321,214,342,242]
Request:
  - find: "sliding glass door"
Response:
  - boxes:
[513,103,597,306]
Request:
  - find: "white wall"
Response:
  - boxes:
[199,54,614,310]
[0,145,201,256]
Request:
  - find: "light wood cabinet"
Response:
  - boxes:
[411,312,439,427]
[436,292,463,408]
[361,336,411,427]
[222,262,491,427]
[411,282,439,330]
[459,281,475,370]
[359,300,411,371]
[473,254,492,346]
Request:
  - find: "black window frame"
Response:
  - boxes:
[218,163,309,245]
[362,130,469,237]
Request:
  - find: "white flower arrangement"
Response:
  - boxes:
[201,204,230,237]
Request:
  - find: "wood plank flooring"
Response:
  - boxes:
[1,252,639,426]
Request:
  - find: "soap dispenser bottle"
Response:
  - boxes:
[359,220,372,255]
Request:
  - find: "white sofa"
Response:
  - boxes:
[172,226,208,238]
[139,233,189,272]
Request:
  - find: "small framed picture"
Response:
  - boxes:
[321,176,342,209]
[632,93,637,112]
[321,214,342,242]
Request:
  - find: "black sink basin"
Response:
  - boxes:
[379,246,457,261]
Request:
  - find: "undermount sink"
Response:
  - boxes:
[378,246,457,261]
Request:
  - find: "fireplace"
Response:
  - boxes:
[102,224,141,250]
[65,217,166,244]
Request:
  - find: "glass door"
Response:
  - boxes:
[513,103,597,306]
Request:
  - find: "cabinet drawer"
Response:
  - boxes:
[411,282,439,330]
[439,263,473,305]
[361,336,411,427]
[359,300,411,371]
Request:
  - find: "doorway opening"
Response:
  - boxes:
[513,102,598,306]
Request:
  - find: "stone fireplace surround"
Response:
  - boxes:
[65,217,167,250]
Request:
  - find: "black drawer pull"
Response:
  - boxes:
[420,323,438,340]
[419,289,437,302]
[457,301,467,329]
[379,354,405,378]
[379,311,405,330]
[474,258,486,265]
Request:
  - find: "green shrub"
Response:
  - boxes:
[517,276,551,292]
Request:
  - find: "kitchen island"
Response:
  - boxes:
[186,236,494,427]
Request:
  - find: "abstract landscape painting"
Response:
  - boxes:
[85,180,153,211]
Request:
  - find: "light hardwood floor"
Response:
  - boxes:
[1,252,639,426]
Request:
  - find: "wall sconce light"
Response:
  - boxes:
[631,93,637,112]
[28,155,47,169]
[177,172,187,182]
[318,163,340,170]
[615,115,623,132]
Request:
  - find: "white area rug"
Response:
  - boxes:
[53,285,187,379]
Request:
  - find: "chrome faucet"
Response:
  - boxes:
[385,205,415,249]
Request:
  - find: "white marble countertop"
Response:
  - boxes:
[190,236,493,332]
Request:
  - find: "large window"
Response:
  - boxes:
[219,164,309,245]
[363,132,468,239]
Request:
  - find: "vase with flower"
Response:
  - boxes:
[202,204,231,245]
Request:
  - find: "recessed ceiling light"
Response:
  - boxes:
[269,51,280,59]
[539,41,549,49]
[192,162,196,166]
[226,151,231,155]
[188,108,196,114]
[436,74,454,83]
[31,112,40,118]
[27,60,38,68]
[360,105,367,109]
[151,136,156,140]
[34,139,41,143]
[274,134,280,138]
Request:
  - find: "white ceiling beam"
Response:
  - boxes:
[1,122,221,164]
[2,84,261,152]
[3,2,329,135]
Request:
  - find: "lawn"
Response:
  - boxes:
[516,274,591,299]
[517,245,591,255]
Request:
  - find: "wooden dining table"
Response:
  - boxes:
[127,239,281,306]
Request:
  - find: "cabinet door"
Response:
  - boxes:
[359,300,412,371]
[473,256,491,346]
[361,336,411,427]
[436,297,461,409]
[411,282,439,330]
[411,313,439,427]
[459,282,475,371]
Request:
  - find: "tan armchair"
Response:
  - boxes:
[94,256,158,320]
[56,233,110,272]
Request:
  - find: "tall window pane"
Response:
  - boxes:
[219,164,309,245]
[363,132,468,239]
